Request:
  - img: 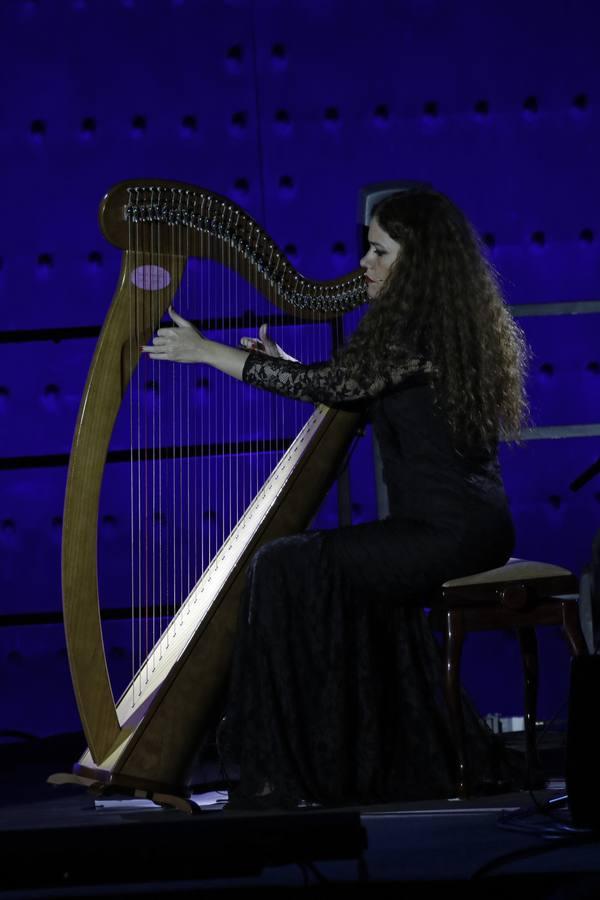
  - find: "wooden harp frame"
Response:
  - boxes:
[50,179,367,809]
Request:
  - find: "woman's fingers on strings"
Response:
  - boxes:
[240,336,265,351]
[168,305,191,327]
[259,323,279,356]
[167,305,206,339]
[141,328,177,357]
[239,324,275,354]
[259,323,274,349]
[139,306,198,360]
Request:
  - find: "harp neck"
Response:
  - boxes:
[100,179,367,318]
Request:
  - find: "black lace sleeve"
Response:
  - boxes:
[242,350,431,406]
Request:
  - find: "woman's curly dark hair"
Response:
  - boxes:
[341,187,529,450]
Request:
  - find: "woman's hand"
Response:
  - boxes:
[141,306,210,363]
[141,306,248,381]
[240,323,298,362]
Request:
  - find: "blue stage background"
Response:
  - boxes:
[0,0,598,746]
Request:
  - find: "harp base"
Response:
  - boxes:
[47,768,202,815]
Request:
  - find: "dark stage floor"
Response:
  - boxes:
[1,731,599,898]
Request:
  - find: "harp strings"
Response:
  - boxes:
[122,189,340,711]
[128,200,135,703]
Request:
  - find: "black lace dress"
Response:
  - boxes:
[216,350,526,808]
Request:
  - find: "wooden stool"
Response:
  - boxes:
[428,558,588,797]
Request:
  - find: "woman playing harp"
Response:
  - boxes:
[143,185,530,809]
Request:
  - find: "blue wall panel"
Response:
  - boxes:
[523,315,600,427]
[0,468,65,614]
[0,0,598,740]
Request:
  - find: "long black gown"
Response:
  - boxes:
[216,349,528,808]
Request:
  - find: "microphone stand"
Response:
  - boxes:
[570,457,600,492]
[564,456,600,828]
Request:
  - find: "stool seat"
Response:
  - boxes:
[436,558,579,614]
[443,557,574,588]
[427,557,586,798]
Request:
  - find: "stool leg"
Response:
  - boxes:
[517,626,541,782]
[561,601,588,656]
[445,609,468,797]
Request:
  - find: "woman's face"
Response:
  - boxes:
[359,216,402,299]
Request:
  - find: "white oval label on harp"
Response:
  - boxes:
[131,265,171,291]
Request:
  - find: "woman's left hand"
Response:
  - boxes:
[141,306,210,363]
[240,323,298,362]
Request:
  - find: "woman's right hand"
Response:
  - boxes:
[142,305,210,363]
[240,323,298,362]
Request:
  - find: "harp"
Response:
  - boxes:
[49,180,366,811]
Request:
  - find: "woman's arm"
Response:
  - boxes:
[142,306,430,406]
[243,351,430,406]
[141,306,249,381]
